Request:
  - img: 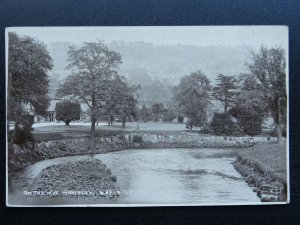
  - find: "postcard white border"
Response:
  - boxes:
[5,26,290,207]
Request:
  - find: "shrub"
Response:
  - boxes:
[10,114,35,144]
[177,116,184,123]
[238,114,263,136]
[200,123,211,134]
[162,110,177,122]
[132,135,143,143]
[210,112,242,136]
[229,107,264,136]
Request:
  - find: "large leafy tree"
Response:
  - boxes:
[174,71,211,130]
[8,33,53,118]
[102,77,138,128]
[246,46,287,142]
[8,32,53,143]
[213,74,238,112]
[57,40,122,148]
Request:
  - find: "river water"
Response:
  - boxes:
[8,148,260,206]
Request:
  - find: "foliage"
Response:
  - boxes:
[8,33,53,118]
[239,114,263,136]
[139,104,152,122]
[210,112,242,136]
[8,118,35,148]
[55,100,81,125]
[246,46,287,142]
[151,103,166,122]
[99,77,138,128]
[57,40,122,146]
[132,135,143,143]
[177,116,184,123]
[212,74,238,112]
[230,89,267,135]
[173,71,211,130]
[8,32,53,145]
[162,108,177,122]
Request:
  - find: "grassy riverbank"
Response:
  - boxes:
[233,142,287,201]
[238,143,287,183]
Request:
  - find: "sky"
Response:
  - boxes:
[6,26,288,49]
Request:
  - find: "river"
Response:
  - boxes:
[8,148,260,206]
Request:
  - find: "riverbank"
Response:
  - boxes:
[8,132,279,170]
[233,143,287,202]
[26,159,120,200]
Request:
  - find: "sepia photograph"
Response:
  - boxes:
[6,26,289,206]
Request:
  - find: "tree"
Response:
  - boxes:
[247,46,287,143]
[55,100,81,125]
[118,95,138,128]
[162,108,177,122]
[151,103,166,122]
[104,77,138,128]
[140,104,152,122]
[8,33,53,118]
[57,40,122,148]
[213,74,238,112]
[8,32,53,143]
[230,90,268,135]
[174,71,211,130]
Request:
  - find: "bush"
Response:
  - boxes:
[238,114,263,136]
[229,107,263,136]
[210,112,242,136]
[132,135,143,143]
[200,123,211,134]
[162,110,177,122]
[177,116,184,123]
[270,128,287,138]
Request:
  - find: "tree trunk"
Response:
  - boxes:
[275,122,283,144]
[90,108,96,150]
[273,96,283,144]
[110,115,113,126]
[122,119,126,128]
[65,120,70,126]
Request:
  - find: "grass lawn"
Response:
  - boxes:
[238,143,287,183]
[32,122,193,142]
[32,124,125,142]
[111,121,199,131]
